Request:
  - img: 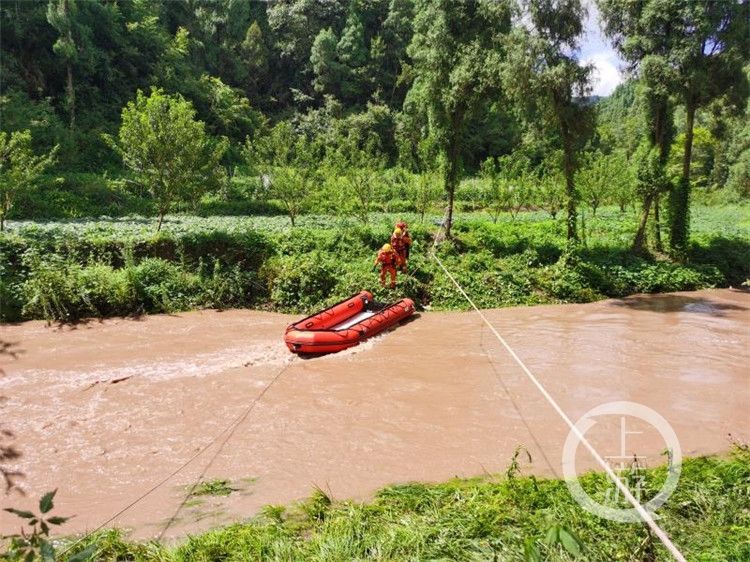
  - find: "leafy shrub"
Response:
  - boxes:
[535,260,604,303]
[191,479,234,497]
[200,261,262,309]
[128,258,203,313]
[2,206,746,322]
[21,254,88,322]
[266,253,337,312]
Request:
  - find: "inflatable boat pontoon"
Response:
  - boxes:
[284,291,415,355]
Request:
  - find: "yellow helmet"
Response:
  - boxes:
[394,228,403,236]
[382,243,392,252]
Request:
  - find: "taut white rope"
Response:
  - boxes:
[429,244,687,562]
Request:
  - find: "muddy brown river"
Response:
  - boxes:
[1,289,748,540]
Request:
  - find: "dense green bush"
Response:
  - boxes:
[0,206,746,322]
[266,252,338,312]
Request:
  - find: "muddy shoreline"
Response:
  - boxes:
[1,289,748,540]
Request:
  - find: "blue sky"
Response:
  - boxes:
[579,1,625,97]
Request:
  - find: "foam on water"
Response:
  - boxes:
[0,342,292,390]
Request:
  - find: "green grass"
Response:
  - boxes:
[36,446,750,561]
[1,205,748,322]
[190,479,235,498]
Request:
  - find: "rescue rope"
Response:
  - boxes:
[157,357,294,539]
[428,221,687,562]
[58,358,295,555]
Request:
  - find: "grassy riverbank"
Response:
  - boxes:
[1,205,748,322]
[9,446,745,561]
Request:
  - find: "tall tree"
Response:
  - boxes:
[46,0,78,130]
[105,89,228,231]
[598,1,675,252]
[311,28,343,97]
[503,0,594,241]
[406,0,511,237]
[598,0,749,254]
[242,20,270,100]
[327,133,386,224]
[245,122,320,227]
[665,0,748,252]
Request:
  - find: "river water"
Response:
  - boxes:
[0,289,748,539]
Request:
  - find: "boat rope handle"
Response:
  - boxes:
[428,219,687,562]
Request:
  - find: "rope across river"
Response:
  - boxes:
[58,358,296,556]
[427,219,687,562]
[60,216,686,562]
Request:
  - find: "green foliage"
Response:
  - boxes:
[480,154,535,222]
[502,0,594,241]
[1,0,747,236]
[406,0,511,234]
[191,479,234,498]
[105,88,228,230]
[598,0,749,254]
[0,206,745,322]
[31,448,750,561]
[577,150,634,215]
[2,490,96,562]
[245,122,320,226]
[0,130,58,230]
[267,253,337,313]
[325,133,387,223]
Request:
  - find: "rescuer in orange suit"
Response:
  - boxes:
[374,243,401,289]
[391,225,412,272]
[395,220,412,255]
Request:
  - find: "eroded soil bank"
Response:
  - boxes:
[1,289,748,540]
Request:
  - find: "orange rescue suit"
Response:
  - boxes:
[375,249,400,288]
[390,232,412,270]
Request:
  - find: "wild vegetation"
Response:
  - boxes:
[4,447,749,561]
[1,3,749,558]
[1,204,746,323]
[1,0,748,253]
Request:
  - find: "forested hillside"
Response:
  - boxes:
[2,1,747,225]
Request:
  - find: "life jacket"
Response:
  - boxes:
[390,233,407,253]
[377,249,399,267]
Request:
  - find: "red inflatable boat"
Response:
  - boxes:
[284,291,415,354]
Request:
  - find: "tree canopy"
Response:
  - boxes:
[0,0,747,242]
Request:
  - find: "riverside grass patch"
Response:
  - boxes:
[1,206,748,322]
[29,447,750,562]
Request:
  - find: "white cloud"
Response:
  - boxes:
[583,53,622,97]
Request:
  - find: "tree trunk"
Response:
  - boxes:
[559,117,578,242]
[66,62,75,131]
[632,194,653,254]
[669,100,695,253]
[0,215,4,232]
[443,111,464,239]
[62,0,75,131]
[563,147,577,241]
[653,194,663,252]
[156,211,164,232]
[445,173,455,237]
[444,141,459,238]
